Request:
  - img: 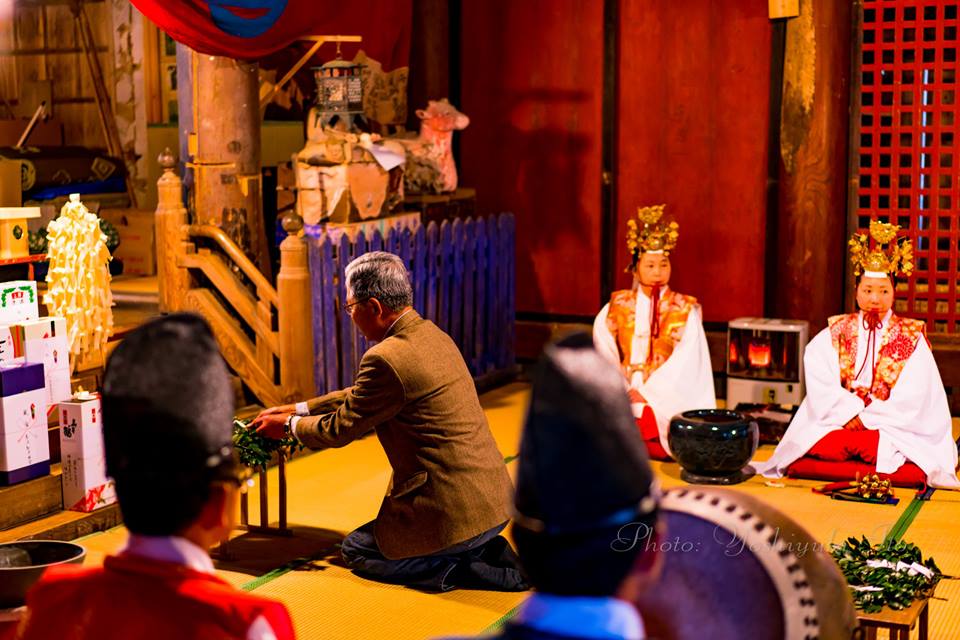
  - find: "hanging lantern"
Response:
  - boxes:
[313,55,364,116]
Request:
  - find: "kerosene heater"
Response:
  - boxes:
[725,318,809,409]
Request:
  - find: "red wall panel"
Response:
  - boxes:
[460,0,604,317]
[615,1,772,322]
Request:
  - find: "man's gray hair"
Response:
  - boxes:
[345,251,413,312]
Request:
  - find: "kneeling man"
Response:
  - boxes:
[253,251,526,591]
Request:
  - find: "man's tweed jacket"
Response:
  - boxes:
[296,310,513,559]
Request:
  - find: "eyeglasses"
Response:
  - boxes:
[343,298,369,316]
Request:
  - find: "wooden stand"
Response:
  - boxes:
[857,596,929,640]
[239,451,291,537]
[215,450,292,560]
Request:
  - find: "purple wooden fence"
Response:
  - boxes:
[307,214,516,396]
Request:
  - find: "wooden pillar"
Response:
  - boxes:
[407,0,451,131]
[155,148,191,313]
[277,211,315,401]
[191,51,272,278]
[770,0,852,330]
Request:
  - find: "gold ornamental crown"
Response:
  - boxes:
[626,204,679,263]
[848,220,915,278]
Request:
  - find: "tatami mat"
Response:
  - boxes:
[67,382,960,638]
[70,382,531,639]
[649,448,912,546]
[254,564,525,640]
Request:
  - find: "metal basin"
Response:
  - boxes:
[668,409,759,485]
[0,540,86,608]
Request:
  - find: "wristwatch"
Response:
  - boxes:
[284,414,296,437]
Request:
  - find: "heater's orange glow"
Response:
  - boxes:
[748,341,772,368]
[729,341,739,363]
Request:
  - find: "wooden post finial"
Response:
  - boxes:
[281,211,304,235]
[158,147,177,172]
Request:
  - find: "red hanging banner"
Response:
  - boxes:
[130,0,412,69]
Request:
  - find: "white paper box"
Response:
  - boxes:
[17,317,71,405]
[24,333,69,372]
[0,386,49,476]
[59,394,103,457]
[20,316,67,343]
[0,281,38,325]
[59,393,115,512]
[0,325,24,364]
[46,367,72,407]
[0,419,49,473]
[61,453,115,512]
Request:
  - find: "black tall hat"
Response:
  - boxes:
[102,313,235,480]
[514,333,657,535]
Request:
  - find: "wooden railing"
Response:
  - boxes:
[307,214,516,395]
[155,149,314,406]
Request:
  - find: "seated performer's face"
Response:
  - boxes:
[856,275,894,315]
[635,252,671,293]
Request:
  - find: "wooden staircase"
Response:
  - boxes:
[154,153,314,406]
[184,288,282,407]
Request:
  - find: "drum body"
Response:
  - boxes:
[634,486,858,640]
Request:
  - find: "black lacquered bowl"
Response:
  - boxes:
[0,540,86,608]
[668,409,759,485]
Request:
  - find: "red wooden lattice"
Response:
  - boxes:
[856,1,960,333]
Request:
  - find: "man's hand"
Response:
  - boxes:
[842,415,866,431]
[250,414,289,440]
[254,404,296,422]
[628,388,647,404]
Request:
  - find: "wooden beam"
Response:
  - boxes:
[0,472,62,530]
[47,96,95,103]
[0,46,108,56]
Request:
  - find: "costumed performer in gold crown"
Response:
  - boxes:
[593,205,716,461]
[753,221,960,488]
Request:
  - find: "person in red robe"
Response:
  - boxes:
[17,315,296,640]
[754,222,960,488]
[594,204,716,460]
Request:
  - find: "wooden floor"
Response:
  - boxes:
[68,382,960,639]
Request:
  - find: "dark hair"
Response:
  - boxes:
[514,509,658,596]
[100,313,236,536]
[103,403,229,536]
[113,474,214,536]
[345,251,413,312]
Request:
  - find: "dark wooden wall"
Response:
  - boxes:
[459,0,605,318]
[614,1,773,321]
[407,0,451,131]
[457,0,774,321]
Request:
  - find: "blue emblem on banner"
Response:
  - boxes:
[205,0,287,38]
